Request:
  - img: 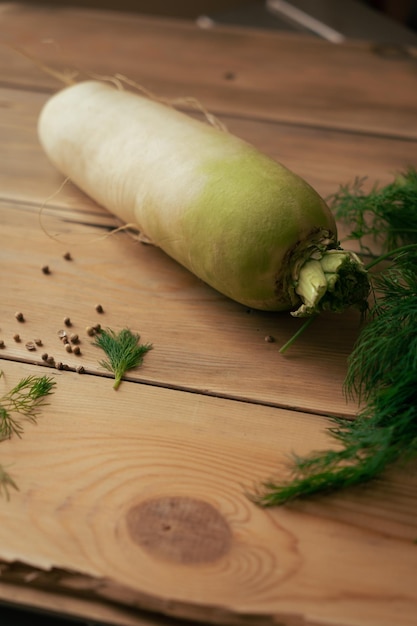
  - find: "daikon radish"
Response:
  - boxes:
[38,80,369,315]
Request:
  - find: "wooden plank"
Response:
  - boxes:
[0,585,177,626]
[1,3,416,138]
[0,197,361,417]
[0,360,416,626]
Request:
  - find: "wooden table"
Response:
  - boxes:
[1,3,417,625]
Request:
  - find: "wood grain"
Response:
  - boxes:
[0,361,416,626]
[1,3,417,625]
[0,196,363,417]
[1,3,416,138]
[0,582,183,626]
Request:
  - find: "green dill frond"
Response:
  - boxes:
[0,406,24,440]
[255,246,417,505]
[254,409,410,506]
[93,328,152,390]
[346,247,417,402]
[0,375,56,439]
[329,167,417,254]
[0,374,56,499]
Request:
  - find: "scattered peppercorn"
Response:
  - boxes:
[86,326,95,336]
[76,365,85,374]
[41,353,49,361]
[70,333,79,344]
[65,344,72,353]
[42,265,51,275]
[265,335,275,343]
[93,323,101,333]
[64,317,72,327]
[25,341,36,351]
[72,346,81,355]
[57,329,67,340]
[46,356,55,365]
[13,334,21,342]
[95,304,104,314]
[0,340,5,349]
[15,312,25,322]
[34,338,43,346]
[55,362,63,370]
[63,252,72,261]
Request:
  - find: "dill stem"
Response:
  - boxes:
[365,243,417,270]
[279,315,317,354]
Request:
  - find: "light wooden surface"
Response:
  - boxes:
[1,3,417,626]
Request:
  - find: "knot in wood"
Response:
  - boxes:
[126,496,232,565]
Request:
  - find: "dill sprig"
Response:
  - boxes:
[0,374,56,500]
[93,328,152,390]
[0,375,56,440]
[255,247,417,505]
[328,167,417,254]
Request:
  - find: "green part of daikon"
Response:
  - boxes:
[293,249,370,317]
[180,150,338,310]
